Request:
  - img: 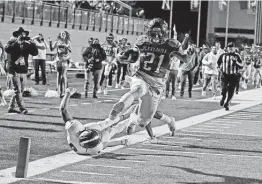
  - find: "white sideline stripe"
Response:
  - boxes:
[24,177,109,184]
[81,164,131,169]
[181,130,262,137]
[61,170,114,176]
[1,88,262,184]
[126,148,262,158]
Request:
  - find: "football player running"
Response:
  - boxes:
[108,18,189,136]
[60,87,135,156]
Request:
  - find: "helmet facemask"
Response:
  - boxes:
[147,18,168,44]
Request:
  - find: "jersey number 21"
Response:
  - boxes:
[141,53,165,73]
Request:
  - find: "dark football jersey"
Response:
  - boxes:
[135,35,182,79]
[101,42,116,57]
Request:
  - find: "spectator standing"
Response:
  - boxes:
[82,38,106,98]
[32,33,49,85]
[5,27,38,114]
[165,57,180,100]
[201,46,219,99]
[217,42,243,111]
[180,45,198,98]
[0,41,7,106]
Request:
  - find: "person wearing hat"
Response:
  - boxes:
[217,42,243,111]
[5,27,38,114]
[82,38,106,98]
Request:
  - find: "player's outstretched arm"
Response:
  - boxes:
[59,88,76,123]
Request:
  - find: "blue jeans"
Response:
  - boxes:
[180,70,194,96]
[84,69,102,94]
[9,73,26,110]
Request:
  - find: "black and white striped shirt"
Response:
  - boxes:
[217,52,242,75]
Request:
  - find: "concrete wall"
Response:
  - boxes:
[206,1,256,36]
[0,18,140,62]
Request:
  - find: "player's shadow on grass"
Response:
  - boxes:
[28,113,104,121]
[182,144,262,154]
[0,117,64,126]
[0,125,59,132]
[162,165,262,184]
[93,152,143,161]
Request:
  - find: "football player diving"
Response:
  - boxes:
[108,18,189,137]
[60,87,136,156]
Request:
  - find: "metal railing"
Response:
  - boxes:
[0,1,149,35]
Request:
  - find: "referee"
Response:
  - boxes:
[217,42,243,111]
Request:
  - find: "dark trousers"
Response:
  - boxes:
[34,59,46,84]
[180,70,194,96]
[85,69,102,95]
[117,63,128,84]
[166,70,178,96]
[235,73,241,92]
[221,73,238,106]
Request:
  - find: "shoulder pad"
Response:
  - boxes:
[134,35,149,46]
[166,39,181,48]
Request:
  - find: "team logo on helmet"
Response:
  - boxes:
[79,128,102,149]
[147,18,168,44]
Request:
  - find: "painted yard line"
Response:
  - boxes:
[81,102,91,105]
[23,177,109,184]
[209,120,243,124]
[227,113,259,117]
[142,143,180,148]
[69,104,78,107]
[197,125,233,128]
[175,133,209,137]
[220,119,261,122]
[162,136,201,141]
[121,160,146,163]
[1,88,261,184]
[205,122,237,126]
[61,170,114,176]
[181,130,262,137]
[81,164,131,169]
[186,128,224,131]
[127,148,262,158]
[221,117,253,119]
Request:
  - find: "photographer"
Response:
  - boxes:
[82,38,106,98]
[32,33,49,85]
[5,27,38,114]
